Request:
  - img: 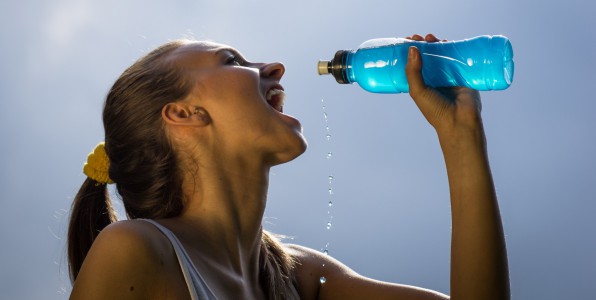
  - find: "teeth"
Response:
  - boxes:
[266,88,285,102]
[266,88,285,111]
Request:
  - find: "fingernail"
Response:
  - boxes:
[408,46,417,61]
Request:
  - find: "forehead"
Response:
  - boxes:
[167,41,237,68]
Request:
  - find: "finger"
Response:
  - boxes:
[425,33,440,42]
[406,46,443,125]
[410,34,424,41]
[405,46,427,98]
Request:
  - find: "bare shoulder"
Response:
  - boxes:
[286,243,360,280]
[95,219,171,255]
[285,243,328,266]
[70,220,178,299]
[285,243,448,300]
[285,243,353,300]
[87,219,172,265]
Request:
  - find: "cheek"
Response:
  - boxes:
[231,70,263,105]
[196,68,286,141]
[200,68,261,104]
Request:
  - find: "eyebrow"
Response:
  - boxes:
[215,47,235,56]
[214,47,245,59]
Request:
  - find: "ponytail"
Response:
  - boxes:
[69,40,301,297]
[260,231,300,300]
[67,178,117,282]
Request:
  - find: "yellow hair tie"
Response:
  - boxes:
[83,142,113,184]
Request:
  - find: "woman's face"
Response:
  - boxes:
[168,41,307,165]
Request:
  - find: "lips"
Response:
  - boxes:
[265,87,285,113]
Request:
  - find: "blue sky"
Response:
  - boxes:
[1,0,595,299]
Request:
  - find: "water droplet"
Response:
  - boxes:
[326,134,331,141]
[326,221,332,229]
[323,249,329,255]
[328,188,334,195]
[326,152,333,159]
[320,276,327,284]
[323,112,328,120]
[328,175,334,181]
[322,263,325,267]
[328,200,333,207]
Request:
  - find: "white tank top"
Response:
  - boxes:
[141,219,218,300]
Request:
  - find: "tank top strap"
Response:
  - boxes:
[139,219,217,300]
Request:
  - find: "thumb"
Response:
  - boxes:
[405,46,427,98]
[405,45,447,128]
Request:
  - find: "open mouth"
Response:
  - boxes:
[265,88,285,113]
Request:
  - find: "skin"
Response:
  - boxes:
[70,34,509,300]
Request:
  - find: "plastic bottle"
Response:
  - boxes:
[317,35,514,93]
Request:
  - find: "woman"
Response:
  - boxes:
[68,34,510,299]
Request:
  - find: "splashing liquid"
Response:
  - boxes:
[321,99,335,258]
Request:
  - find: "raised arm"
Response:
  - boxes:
[405,34,510,300]
[291,34,509,300]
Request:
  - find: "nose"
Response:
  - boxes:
[260,62,285,80]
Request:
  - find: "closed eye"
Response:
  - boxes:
[225,55,245,66]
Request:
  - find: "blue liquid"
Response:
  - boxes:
[345,35,514,93]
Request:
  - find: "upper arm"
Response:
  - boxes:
[70,220,169,300]
[286,244,448,300]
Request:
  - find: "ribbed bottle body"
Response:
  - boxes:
[345,35,514,93]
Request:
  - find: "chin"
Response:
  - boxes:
[271,135,308,166]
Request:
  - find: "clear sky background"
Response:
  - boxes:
[1,0,594,299]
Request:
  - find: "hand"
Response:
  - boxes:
[405,34,483,137]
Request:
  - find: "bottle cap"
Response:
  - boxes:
[317,60,331,75]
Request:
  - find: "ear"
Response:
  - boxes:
[162,103,211,127]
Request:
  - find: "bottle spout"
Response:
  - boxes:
[317,60,331,75]
[317,50,350,84]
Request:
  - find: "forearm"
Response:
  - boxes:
[438,125,510,300]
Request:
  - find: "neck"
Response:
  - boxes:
[175,156,271,279]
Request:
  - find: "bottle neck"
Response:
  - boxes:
[329,50,352,84]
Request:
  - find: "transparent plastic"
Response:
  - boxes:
[344,35,514,93]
